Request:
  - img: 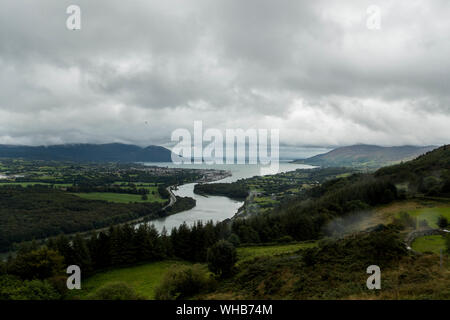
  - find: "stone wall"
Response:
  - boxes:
[405,228,446,247]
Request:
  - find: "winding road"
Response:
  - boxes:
[162,186,177,210]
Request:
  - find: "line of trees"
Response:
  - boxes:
[0,220,234,299]
[42,220,231,276]
[194,183,249,200]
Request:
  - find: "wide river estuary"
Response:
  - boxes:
[142,162,313,233]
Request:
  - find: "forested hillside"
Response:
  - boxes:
[0,143,174,162]
[230,145,449,244]
[293,144,436,168]
[0,185,166,252]
[375,145,450,196]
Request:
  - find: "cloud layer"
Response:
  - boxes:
[0,0,449,149]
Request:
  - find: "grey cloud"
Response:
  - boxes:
[0,0,449,148]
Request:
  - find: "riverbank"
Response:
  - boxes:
[0,168,232,260]
[0,163,309,259]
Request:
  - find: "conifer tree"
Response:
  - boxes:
[72,234,93,275]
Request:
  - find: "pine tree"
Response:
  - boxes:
[121,224,138,264]
[53,234,75,266]
[160,227,172,258]
[72,234,93,275]
[135,224,153,262]
[148,224,165,260]
[110,226,125,266]
[172,223,192,260]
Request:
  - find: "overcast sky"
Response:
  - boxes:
[0,0,449,151]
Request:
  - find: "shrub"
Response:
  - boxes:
[0,275,61,300]
[154,264,215,300]
[227,234,241,247]
[276,235,294,243]
[7,247,64,280]
[437,215,449,229]
[207,240,237,277]
[47,275,69,298]
[394,212,417,229]
[446,233,450,254]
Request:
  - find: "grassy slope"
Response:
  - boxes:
[332,199,450,235]
[406,207,450,228]
[72,261,190,300]
[412,235,447,254]
[68,238,449,300]
[236,242,317,266]
[203,239,450,300]
[293,145,436,168]
[70,242,316,300]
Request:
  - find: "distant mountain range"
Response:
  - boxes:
[292,144,437,168]
[0,143,175,162]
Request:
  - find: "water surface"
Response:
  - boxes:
[142,162,314,233]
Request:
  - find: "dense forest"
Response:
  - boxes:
[66,184,150,195]
[0,185,167,252]
[194,183,249,200]
[162,196,196,215]
[231,177,398,243]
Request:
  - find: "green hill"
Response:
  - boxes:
[292,144,436,168]
[0,143,175,162]
[375,144,450,196]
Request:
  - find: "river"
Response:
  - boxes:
[142,162,314,233]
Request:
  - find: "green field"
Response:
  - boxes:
[236,241,317,266]
[72,192,166,203]
[72,261,190,300]
[411,235,447,254]
[402,206,450,228]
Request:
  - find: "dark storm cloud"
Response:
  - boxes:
[0,0,449,147]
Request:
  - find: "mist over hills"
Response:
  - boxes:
[0,143,440,167]
[0,143,174,162]
[292,144,437,168]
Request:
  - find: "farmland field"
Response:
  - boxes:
[71,192,166,203]
[411,235,447,254]
[402,206,450,228]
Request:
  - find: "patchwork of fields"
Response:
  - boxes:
[0,181,167,204]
